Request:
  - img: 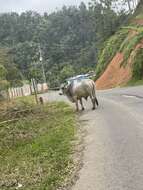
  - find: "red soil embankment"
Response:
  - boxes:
[133,18,143,26]
[96,52,132,90]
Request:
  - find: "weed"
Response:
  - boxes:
[0,99,76,190]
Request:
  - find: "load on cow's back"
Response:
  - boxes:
[60,77,99,111]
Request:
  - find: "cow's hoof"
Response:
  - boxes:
[92,107,95,110]
[82,108,85,111]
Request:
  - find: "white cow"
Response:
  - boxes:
[60,79,99,111]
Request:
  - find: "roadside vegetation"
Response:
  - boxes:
[126,79,143,86]
[96,29,129,78]
[132,46,143,80]
[96,26,143,78]
[0,97,76,190]
[96,0,143,86]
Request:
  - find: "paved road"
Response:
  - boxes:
[42,86,143,190]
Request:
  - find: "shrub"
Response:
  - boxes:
[132,47,143,80]
[96,29,129,77]
[121,31,143,65]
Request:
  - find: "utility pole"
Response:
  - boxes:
[39,45,47,84]
[31,78,38,104]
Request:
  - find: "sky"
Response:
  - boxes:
[0,0,91,14]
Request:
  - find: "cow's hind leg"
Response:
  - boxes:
[80,98,85,111]
[95,97,99,107]
[90,95,96,110]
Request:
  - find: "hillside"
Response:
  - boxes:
[0,2,128,88]
[96,0,143,89]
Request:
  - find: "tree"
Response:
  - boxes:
[12,41,39,80]
[60,65,75,82]
[0,48,22,87]
[0,64,7,79]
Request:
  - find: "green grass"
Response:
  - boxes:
[15,95,36,105]
[135,13,143,19]
[126,79,143,86]
[0,98,76,190]
[132,47,143,80]
[122,26,143,32]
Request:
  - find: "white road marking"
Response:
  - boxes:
[122,94,143,99]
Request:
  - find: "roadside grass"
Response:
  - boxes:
[126,79,143,86]
[0,97,76,190]
[132,47,143,80]
[135,13,143,19]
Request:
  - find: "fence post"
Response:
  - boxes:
[31,78,39,104]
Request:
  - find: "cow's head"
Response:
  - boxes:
[59,82,68,95]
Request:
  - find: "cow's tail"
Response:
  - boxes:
[92,82,99,107]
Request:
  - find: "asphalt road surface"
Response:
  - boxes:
[41,86,143,190]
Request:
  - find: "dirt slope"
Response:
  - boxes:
[133,18,143,25]
[96,53,132,90]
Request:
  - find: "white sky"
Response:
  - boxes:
[0,0,91,14]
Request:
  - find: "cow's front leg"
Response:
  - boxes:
[80,98,85,111]
[73,97,79,112]
[75,100,79,111]
[75,99,79,112]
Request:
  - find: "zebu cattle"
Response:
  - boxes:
[60,79,99,111]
